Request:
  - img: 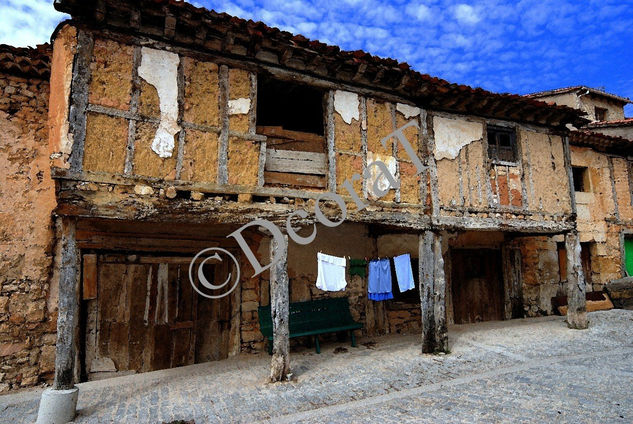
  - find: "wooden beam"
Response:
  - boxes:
[263,171,326,188]
[269,234,290,382]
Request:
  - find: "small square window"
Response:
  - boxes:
[594,107,608,122]
[572,166,590,192]
[487,125,517,163]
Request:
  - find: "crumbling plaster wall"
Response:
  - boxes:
[0,71,57,392]
[433,113,570,216]
[52,28,260,187]
[333,90,423,206]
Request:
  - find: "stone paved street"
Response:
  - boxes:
[2,309,633,423]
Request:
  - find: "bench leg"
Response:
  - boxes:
[350,330,357,348]
[314,336,321,354]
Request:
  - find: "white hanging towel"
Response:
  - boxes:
[316,252,347,291]
[393,253,415,292]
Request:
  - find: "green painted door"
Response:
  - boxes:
[625,238,633,276]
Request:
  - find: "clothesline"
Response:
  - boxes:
[315,252,416,301]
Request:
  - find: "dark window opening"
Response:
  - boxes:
[557,242,567,281]
[572,166,590,192]
[487,125,517,163]
[390,257,420,303]
[256,76,325,135]
[558,241,592,283]
[595,107,608,122]
[580,242,592,284]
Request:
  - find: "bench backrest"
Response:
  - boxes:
[258,297,355,338]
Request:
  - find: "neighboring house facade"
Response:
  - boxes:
[529,86,633,305]
[1,0,610,394]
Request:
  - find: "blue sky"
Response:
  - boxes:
[2,0,631,115]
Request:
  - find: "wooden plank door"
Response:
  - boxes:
[451,249,505,324]
[84,254,233,379]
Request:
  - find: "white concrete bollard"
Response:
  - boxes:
[36,387,79,424]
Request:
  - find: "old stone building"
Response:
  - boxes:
[0,44,58,393]
[529,86,633,305]
[2,3,629,419]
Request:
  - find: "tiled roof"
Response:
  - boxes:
[587,118,633,128]
[0,44,51,79]
[54,0,589,129]
[569,129,633,155]
[526,86,631,105]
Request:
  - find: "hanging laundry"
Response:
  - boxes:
[393,253,415,293]
[349,259,367,278]
[368,258,393,301]
[316,252,347,292]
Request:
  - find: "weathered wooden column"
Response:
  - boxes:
[54,218,81,389]
[418,230,448,353]
[419,231,435,352]
[565,230,588,329]
[37,217,81,424]
[432,233,448,351]
[269,234,290,381]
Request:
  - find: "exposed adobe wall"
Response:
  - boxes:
[433,113,571,219]
[49,28,261,187]
[332,90,424,207]
[0,68,56,392]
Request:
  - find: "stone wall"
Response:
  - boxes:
[239,224,424,353]
[0,69,57,392]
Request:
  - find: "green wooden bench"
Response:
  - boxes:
[258,297,362,354]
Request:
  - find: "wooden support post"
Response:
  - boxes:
[419,231,435,353]
[565,230,588,329]
[54,217,81,390]
[433,233,448,352]
[269,234,290,381]
[419,230,448,353]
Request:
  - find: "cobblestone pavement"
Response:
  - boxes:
[2,310,633,423]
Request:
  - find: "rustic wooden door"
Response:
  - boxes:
[451,249,504,324]
[83,254,232,379]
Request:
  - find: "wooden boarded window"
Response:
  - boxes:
[257,76,327,189]
[487,125,517,163]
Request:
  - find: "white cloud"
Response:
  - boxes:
[0,0,68,47]
[454,4,480,25]
[405,3,432,21]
